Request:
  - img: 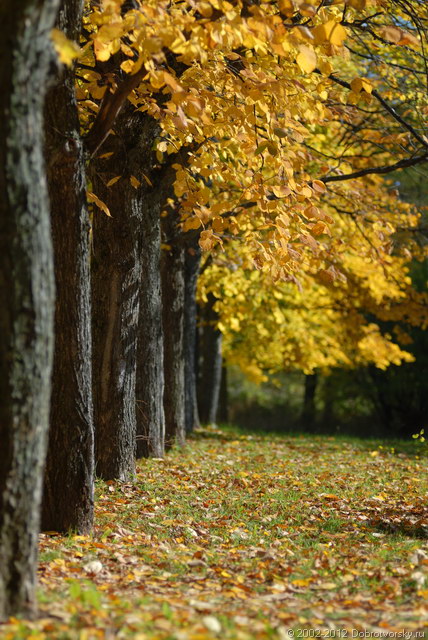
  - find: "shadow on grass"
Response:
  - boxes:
[368,518,428,540]
[189,422,427,459]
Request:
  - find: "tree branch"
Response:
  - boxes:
[84,66,146,157]
[321,152,428,184]
[317,70,428,151]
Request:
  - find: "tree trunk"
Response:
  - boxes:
[218,366,229,424]
[136,195,165,458]
[198,294,223,425]
[184,243,201,434]
[91,109,156,480]
[301,373,318,430]
[0,0,58,618]
[42,0,94,535]
[162,215,186,449]
[136,163,180,457]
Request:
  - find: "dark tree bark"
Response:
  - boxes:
[184,243,202,434]
[0,0,58,618]
[162,214,186,449]
[91,108,158,480]
[197,294,223,425]
[218,365,229,424]
[42,0,94,535]
[301,373,318,430]
[136,196,165,458]
[136,162,181,457]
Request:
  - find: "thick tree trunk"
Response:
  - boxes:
[42,0,94,535]
[162,215,186,449]
[301,373,318,429]
[136,197,165,458]
[0,0,58,618]
[91,109,158,480]
[198,294,223,425]
[184,243,202,434]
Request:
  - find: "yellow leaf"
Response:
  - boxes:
[106,176,121,187]
[296,45,317,74]
[312,179,327,193]
[163,71,184,93]
[121,59,135,74]
[313,20,347,47]
[130,176,141,189]
[292,578,312,587]
[51,28,81,66]
[142,173,153,187]
[318,268,335,284]
[87,191,111,217]
[350,77,373,94]
[317,582,337,590]
[279,0,294,15]
[199,230,214,251]
[378,25,402,44]
[273,127,288,138]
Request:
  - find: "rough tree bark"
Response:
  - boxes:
[162,214,186,449]
[91,107,160,480]
[42,0,94,535]
[0,0,58,618]
[136,159,183,457]
[198,294,223,425]
[135,195,165,458]
[184,242,201,434]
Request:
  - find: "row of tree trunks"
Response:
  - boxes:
[0,0,224,619]
[42,0,94,535]
[0,0,59,619]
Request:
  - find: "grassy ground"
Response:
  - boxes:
[2,426,428,639]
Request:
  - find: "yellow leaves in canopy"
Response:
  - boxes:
[296,45,317,74]
[313,20,347,47]
[357,325,414,370]
[350,78,373,94]
[51,28,81,66]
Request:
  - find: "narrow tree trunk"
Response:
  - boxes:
[136,195,165,458]
[42,0,94,535]
[198,294,223,424]
[0,0,58,618]
[91,109,156,480]
[218,366,229,424]
[184,243,202,434]
[162,215,186,449]
[322,374,334,429]
[301,373,318,430]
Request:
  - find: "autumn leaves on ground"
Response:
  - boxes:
[5,426,427,640]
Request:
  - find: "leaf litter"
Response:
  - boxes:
[2,426,428,639]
